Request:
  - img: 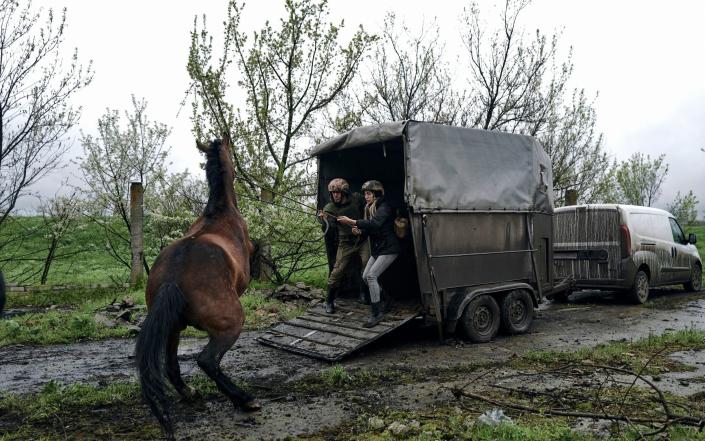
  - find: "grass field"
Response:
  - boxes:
[0,215,329,287]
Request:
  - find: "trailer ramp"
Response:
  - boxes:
[257,299,421,361]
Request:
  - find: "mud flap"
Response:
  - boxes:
[257,299,421,361]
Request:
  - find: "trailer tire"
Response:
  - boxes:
[460,294,500,343]
[628,270,650,304]
[500,290,534,335]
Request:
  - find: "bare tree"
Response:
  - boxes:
[461,0,608,205]
[0,0,92,227]
[38,191,82,284]
[362,13,464,125]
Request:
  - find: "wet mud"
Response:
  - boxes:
[1,288,705,440]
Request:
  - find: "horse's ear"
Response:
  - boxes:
[196,140,209,153]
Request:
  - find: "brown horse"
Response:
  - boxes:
[135,136,260,439]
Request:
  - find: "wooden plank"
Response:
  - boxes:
[257,299,422,361]
[260,332,343,360]
[298,313,393,332]
[269,323,363,349]
[286,318,378,340]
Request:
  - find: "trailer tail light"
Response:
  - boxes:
[620,224,631,258]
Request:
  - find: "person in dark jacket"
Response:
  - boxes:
[318,178,370,313]
[338,180,399,327]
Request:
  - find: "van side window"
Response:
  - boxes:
[669,218,685,244]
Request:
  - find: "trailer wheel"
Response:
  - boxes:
[460,295,500,343]
[500,290,534,334]
[628,270,650,304]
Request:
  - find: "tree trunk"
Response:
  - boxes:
[257,188,274,282]
[129,182,145,287]
[40,239,59,285]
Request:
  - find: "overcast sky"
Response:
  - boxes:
[23,0,705,216]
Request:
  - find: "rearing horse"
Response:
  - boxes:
[135,136,259,439]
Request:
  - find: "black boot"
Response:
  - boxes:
[358,282,370,305]
[325,287,336,314]
[363,302,384,328]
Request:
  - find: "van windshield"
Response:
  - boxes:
[669,218,686,244]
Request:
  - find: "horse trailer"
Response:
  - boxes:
[258,121,570,361]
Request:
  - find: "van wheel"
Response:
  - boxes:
[460,295,500,343]
[685,264,702,292]
[629,270,650,304]
[500,290,534,334]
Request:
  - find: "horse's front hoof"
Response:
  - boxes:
[241,399,261,412]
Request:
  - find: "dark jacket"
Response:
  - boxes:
[356,198,400,257]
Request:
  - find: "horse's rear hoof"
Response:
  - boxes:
[241,400,261,412]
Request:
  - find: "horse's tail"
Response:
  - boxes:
[135,283,186,439]
[0,270,6,316]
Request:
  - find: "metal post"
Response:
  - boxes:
[129,182,144,287]
[422,215,444,343]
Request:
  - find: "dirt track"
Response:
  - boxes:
[2,288,705,440]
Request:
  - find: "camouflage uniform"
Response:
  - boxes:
[322,192,370,289]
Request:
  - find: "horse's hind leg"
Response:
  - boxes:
[196,334,260,411]
[166,331,200,401]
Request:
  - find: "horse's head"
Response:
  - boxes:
[196,134,235,181]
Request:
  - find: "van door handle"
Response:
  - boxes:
[671,247,676,258]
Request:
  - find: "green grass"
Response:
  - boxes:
[325,406,705,441]
[0,287,145,346]
[0,216,130,285]
[0,380,141,422]
[0,286,304,346]
[518,328,705,372]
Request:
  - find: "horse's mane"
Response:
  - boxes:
[203,139,233,216]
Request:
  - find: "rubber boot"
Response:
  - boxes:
[358,281,370,305]
[363,302,384,328]
[325,286,336,314]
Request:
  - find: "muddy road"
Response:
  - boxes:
[2,288,705,440]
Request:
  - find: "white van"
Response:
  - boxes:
[553,204,702,303]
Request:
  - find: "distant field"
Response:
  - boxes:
[0,217,701,287]
[0,216,129,285]
[0,216,328,287]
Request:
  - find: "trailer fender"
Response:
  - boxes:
[444,283,537,334]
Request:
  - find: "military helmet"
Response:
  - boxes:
[361,180,384,194]
[327,178,350,194]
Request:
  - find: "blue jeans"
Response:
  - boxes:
[362,254,398,303]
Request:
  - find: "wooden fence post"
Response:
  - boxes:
[565,189,578,206]
[129,182,145,287]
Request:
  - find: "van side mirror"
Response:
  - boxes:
[688,233,697,245]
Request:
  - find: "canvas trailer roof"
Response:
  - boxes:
[310,121,554,214]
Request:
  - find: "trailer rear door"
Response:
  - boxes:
[554,207,622,282]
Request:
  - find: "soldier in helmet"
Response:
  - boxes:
[338,180,400,327]
[318,178,370,314]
